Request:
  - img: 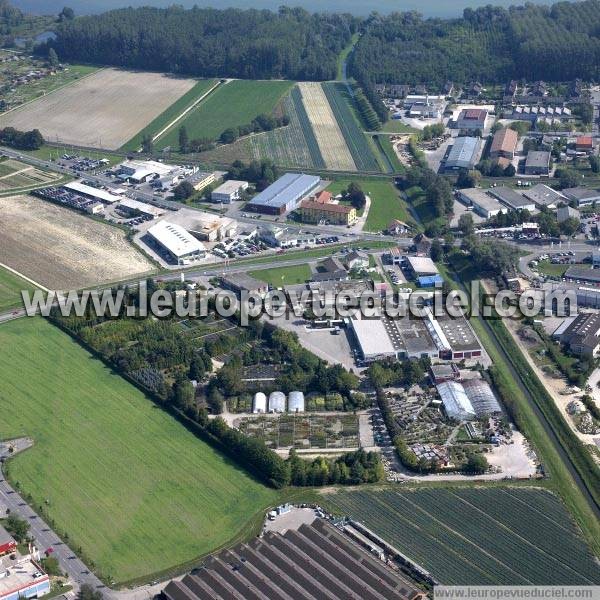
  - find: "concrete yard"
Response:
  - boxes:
[0,68,197,149]
[0,195,155,289]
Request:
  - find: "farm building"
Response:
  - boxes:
[117,198,164,219]
[456,188,507,219]
[246,173,321,215]
[162,519,424,600]
[288,391,305,413]
[462,378,502,416]
[444,137,482,171]
[490,128,518,160]
[268,391,286,413]
[488,187,535,212]
[405,256,439,277]
[64,181,121,204]
[562,187,600,207]
[0,526,15,556]
[299,199,357,226]
[211,180,248,204]
[523,184,566,209]
[436,381,476,421]
[146,221,206,265]
[455,109,487,131]
[0,559,50,600]
[252,392,267,414]
[524,151,551,176]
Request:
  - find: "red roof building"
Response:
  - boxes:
[576,136,594,153]
[0,525,16,556]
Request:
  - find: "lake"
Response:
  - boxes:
[13,0,567,18]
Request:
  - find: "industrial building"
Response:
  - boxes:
[405,256,439,278]
[347,315,399,362]
[220,273,269,298]
[211,180,248,203]
[288,391,305,413]
[564,265,600,285]
[64,181,122,204]
[430,363,460,384]
[118,159,176,184]
[117,198,164,219]
[455,109,488,131]
[489,187,536,212]
[557,206,580,223]
[555,312,600,357]
[268,391,286,413]
[0,527,15,557]
[162,519,424,600]
[524,151,551,176]
[34,186,105,215]
[185,171,216,192]
[490,128,518,160]
[562,187,600,207]
[252,392,267,414]
[523,184,566,209]
[247,173,321,215]
[428,309,483,360]
[456,188,507,218]
[169,212,237,242]
[146,221,206,265]
[436,381,476,421]
[444,137,482,171]
[0,559,50,600]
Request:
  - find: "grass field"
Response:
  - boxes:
[249,264,311,287]
[0,318,277,583]
[0,267,35,312]
[324,487,600,585]
[158,80,294,150]
[122,79,218,151]
[536,260,569,277]
[380,120,419,134]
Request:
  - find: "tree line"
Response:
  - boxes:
[0,127,44,150]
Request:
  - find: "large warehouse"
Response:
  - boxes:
[444,137,482,171]
[456,188,507,219]
[246,173,321,215]
[147,221,206,265]
[348,315,398,363]
[211,180,249,203]
[0,559,50,600]
[64,181,122,204]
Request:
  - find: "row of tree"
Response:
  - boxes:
[0,127,44,150]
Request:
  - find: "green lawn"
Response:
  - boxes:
[536,260,569,277]
[121,79,218,151]
[380,120,419,134]
[157,80,294,150]
[249,264,311,287]
[0,318,277,584]
[0,266,35,312]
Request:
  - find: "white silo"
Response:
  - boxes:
[268,391,286,413]
[288,391,305,413]
[253,392,267,414]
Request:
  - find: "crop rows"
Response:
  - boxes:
[322,82,381,173]
[324,488,600,585]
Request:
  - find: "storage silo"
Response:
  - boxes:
[288,391,305,413]
[253,392,267,414]
[268,391,286,413]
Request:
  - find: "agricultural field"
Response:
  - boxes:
[237,414,360,450]
[0,195,154,289]
[324,487,600,585]
[0,266,36,312]
[249,88,325,170]
[122,79,219,151]
[158,80,294,150]
[0,68,198,149]
[0,159,62,194]
[298,82,356,172]
[248,264,311,287]
[0,318,277,583]
[322,83,382,173]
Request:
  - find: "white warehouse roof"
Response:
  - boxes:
[437,381,476,421]
[64,181,121,204]
[147,221,205,258]
[288,391,305,413]
[406,256,439,276]
[349,316,396,360]
[268,391,286,413]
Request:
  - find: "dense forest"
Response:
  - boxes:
[351,1,600,87]
[40,6,357,81]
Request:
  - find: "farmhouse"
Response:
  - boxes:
[444,137,482,171]
[490,128,518,160]
[0,558,50,600]
[488,187,535,212]
[247,173,321,215]
[456,188,507,219]
[146,221,206,264]
[562,187,600,207]
[524,151,551,176]
[211,180,248,204]
[455,109,487,131]
[523,184,566,209]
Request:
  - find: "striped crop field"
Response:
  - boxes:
[249,89,325,169]
[324,487,600,585]
[323,82,382,173]
[298,82,356,172]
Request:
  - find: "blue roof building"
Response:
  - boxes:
[418,275,444,287]
[247,173,321,215]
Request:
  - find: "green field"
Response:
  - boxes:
[249,264,311,287]
[0,267,35,312]
[535,260,569,277]
[158,80,294,150]
[122,79,218,151]
[380,120,419,134]
[0,318,277,584]
[324,487,600,585]
[329,178,414,233]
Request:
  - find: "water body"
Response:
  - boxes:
[13,0,566,18]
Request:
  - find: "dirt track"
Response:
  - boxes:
[0,69,196,149]
[0,195,155,289]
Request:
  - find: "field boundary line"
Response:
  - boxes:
[0,262,49,292]
[151,80,224,143]
[0,67,103,118]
